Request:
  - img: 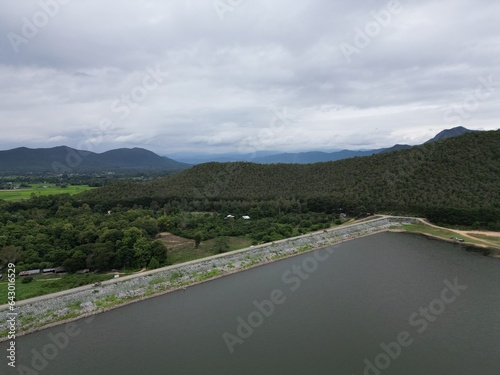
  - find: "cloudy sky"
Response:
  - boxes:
[1,0,499,156]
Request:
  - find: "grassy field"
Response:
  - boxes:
[467,233,500,247]
[159,232,253,264]
[400,222,500,250]
[0,273,116,304]
[0,184,94,201]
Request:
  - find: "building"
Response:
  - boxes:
[19,269,41,276]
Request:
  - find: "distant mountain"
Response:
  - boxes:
[252,145,413,164]
[0,146,190,174]
[167,150,281,164]
[425,126,479,143]
[167,127,479,165]
[81,130,500,228]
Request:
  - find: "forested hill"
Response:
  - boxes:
[80,130,500,227]
[0,146,190,174]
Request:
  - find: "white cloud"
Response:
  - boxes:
[0,0,498,154]
[48,135,68,143]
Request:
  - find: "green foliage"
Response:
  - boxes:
[169,271,183,283]
[0,185,94,202]
[80,130,500,229]
[0,197,168,273]
[0,245,22,266]
[214,236,230,254]
[0,131,498,277]
[148,256,160,270]
[194,232,202,249]
[21,276,34,284]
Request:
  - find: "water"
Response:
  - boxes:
[2,232,499,374]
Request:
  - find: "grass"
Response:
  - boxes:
[0,184,94,201]
[467,233,500,247]
[162,234,253,265]
[400,223,500,249]
[0,273,114,304]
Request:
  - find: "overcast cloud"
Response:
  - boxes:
[0,0,499,155]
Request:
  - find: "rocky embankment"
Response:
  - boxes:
[0,216,416,339]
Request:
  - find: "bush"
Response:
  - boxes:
[21,276,34,284]
[148,257,160,270]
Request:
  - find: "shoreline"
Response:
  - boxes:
[1,216,498,341]
[389,229,500,257]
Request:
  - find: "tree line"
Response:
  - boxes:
[1,130,499,273]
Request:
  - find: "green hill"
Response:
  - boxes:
[80,130,500,228]
[0,146,190,174]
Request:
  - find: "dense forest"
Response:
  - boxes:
[0,194,338,273]
[0,130,499,274]
[81,130,500,228]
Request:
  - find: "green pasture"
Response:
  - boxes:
[0,185,94,201]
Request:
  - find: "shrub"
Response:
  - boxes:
[21,276,34,284]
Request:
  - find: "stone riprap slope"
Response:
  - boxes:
[0,216,415,338]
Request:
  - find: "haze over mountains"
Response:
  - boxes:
[169,126,480,164]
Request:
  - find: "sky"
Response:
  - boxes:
[0,0,499,156]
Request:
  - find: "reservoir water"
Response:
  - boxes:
[2,232,499,374]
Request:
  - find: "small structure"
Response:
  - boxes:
[242,215,251,220]
[225,214,235,219]
[76,269,90,274]
[19,269,41,276]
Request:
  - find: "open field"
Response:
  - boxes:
[400,222,500,251]
[159,232,254,264]
[0,184,94,201]
[467,233,500,247]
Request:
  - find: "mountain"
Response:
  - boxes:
[425,126,479,143]
[251,145,413,164]
[0,146,190,174]
[167,150,281,164]
[81,130,500,227]
[166,126,477,165]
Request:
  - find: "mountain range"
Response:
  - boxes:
[169,126,479,164]
[0,146,189,175]
[0,126,485,174]
[80,129,500,228]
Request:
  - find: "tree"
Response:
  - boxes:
[157,216,172,231]
[214,236,229,254]
[194,232,202,249]
[149,240,168,265]
[116,244,135,269]
[133,237,152,268]
[0,245,22,265]
[148,257,160,270]
[62,250,87,273]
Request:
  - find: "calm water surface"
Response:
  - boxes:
[2,232,499,374]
